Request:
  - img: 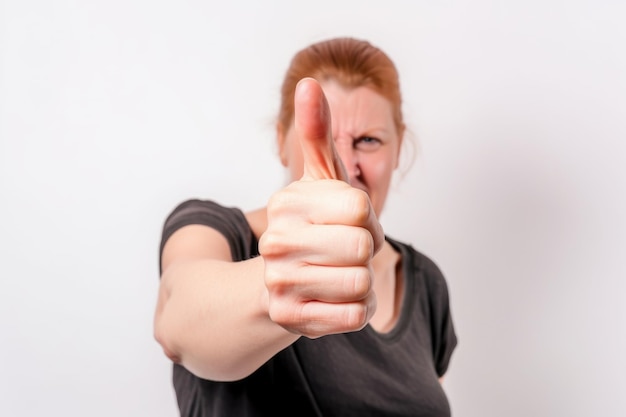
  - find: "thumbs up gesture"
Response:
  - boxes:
[295,78,349,182]
[259,78,385,338]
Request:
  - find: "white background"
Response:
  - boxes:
[1,1,625,416]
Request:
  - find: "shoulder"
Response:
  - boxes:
[163,199,243,228]
[160,199,256,265]
[162,199,246,240]
[386,236,447,289]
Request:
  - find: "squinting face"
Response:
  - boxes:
[279,79,403,217]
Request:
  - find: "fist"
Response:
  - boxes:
[259,78,384,338]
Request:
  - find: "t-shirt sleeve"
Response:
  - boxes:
[420,254,458,377]
[158,199,256,274]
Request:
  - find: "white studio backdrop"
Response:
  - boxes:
[1,1,625,416]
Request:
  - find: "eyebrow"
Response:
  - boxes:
[359,126,393,136]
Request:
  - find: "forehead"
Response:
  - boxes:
[319,80,395,132]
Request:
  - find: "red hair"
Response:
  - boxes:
[278,37,405,136]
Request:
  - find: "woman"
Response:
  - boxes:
[155,37,457,416]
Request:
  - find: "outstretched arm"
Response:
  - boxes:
[154,78,384,381]
[155,225,297,381]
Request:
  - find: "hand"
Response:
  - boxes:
[259,78,385,338]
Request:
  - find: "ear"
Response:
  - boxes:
[276,122,288,167]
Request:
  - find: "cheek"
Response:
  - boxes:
[360,153,396,214]
[362,153,395,186]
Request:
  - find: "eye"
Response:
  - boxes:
[354,136,382,152]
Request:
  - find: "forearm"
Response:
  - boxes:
[154,256,299,381]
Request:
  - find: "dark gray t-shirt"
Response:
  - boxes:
[160,199,457,417]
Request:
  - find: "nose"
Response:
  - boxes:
[334,136,360,181]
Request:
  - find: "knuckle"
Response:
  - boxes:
[263,267,283,291]
[268,297,294,324]
[269,300,307,335]
[258,232,274,256]
[348,267,372,299]
[264,267,299,299]
[258,232,287,258]
[346,188,371,224]
[267,189,295,217]
[345,303,369,330]
[267,302,289,327]
[354,228,374,264]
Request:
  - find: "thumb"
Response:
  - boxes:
[294,78,348,182]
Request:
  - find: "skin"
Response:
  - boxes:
[154,78,406,382]
[273,78,405,332]
[278,78,403,217]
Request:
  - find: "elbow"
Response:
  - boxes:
[154,315,182,364]
[154,278,183,364]
[153,315,254,381]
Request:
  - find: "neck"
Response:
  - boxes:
[369,241,403,333]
